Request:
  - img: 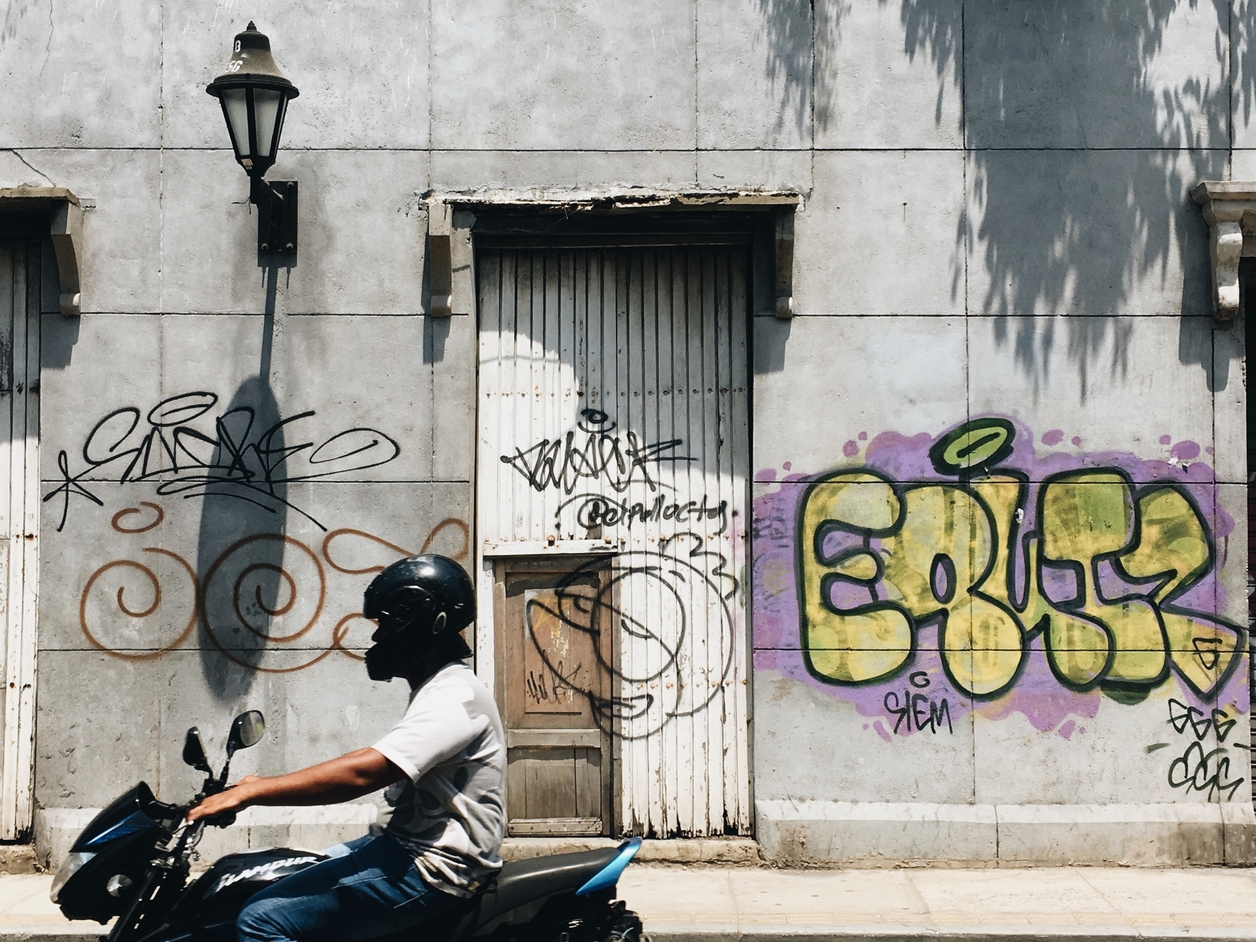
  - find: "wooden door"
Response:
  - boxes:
[476,241,752,837]
[0,241,40,838]
[494,555,613,835]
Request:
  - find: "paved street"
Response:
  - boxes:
[3,865,1256,942]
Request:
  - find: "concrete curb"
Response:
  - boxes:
[502,838,761,865]
[0,924,1253,942]
[646,927,1256,942]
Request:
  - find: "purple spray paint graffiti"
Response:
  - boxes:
[753,417,1247,740]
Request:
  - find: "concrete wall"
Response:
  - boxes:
[0,0,1252,865]
[750,2,1255,865]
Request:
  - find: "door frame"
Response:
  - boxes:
[0,239,41,839]
[443,194,798,838]
[0,190,82,838]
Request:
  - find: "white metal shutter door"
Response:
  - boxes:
[0,242,40,838]
[477,245,751,837]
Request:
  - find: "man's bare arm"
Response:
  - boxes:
[186,747,405,822]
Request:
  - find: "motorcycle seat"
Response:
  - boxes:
[373,845,631,942]
[487,846,622,916]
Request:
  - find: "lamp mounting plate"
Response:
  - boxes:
[251,177,298,257]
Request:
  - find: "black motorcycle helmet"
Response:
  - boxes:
[362,554,475,681]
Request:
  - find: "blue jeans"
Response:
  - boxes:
[237,835,464,942]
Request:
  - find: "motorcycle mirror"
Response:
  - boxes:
[182,727,212,774]
[226,710,265,758]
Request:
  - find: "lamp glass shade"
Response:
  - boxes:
[219,87,252,171]
[253,88,284,160]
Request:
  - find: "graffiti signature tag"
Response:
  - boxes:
[1161,699,1245,801]
[45,392,400,532]
[500,408,691,496]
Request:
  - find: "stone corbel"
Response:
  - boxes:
[1191,181,1256,322]
[426,198,475,318]
[427,200,453,317]
[774,210,794,319]
[0,187,83,316]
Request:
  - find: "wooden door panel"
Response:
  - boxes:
[523,587,597,716]
[495,557,612,836]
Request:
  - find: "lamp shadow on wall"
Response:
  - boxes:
[757,0,1253,397]
[195,265,287,701]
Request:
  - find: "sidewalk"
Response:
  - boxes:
[2,866,1255,942]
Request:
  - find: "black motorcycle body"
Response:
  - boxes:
[50,712,645,942]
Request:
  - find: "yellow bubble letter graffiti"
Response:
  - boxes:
[799,472,912,684]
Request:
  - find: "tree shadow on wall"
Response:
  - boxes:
[757,0,1253,396]
[754,0,840,138]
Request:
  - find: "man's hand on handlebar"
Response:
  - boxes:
[186,775,262,825]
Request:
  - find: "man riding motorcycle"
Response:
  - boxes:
[187,555,505,942]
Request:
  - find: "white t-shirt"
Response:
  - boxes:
[372,661,507,897]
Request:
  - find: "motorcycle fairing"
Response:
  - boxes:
[165,847,327,938]
[55,784,181,921]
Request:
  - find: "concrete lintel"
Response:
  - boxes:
[481,539,619,557]
[1191,180,1256,322]
[426,188,799,319]
[428,187,801,212]
[0,187,83,316]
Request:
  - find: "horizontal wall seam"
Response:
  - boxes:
[6,146,1246,155]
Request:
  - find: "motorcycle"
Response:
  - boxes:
[50,711,646,942]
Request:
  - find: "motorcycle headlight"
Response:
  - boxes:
[50,851,95,903]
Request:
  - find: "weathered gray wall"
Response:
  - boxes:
[0,0,1252,865]
[749,1,1255,865]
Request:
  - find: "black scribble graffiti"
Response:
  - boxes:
[44,392,400,532]
[500,408,691,496]
[1168,698,1237,742]
[556,491,729,533]
[1191,637,1222,670]
[883,671,954,735]
[1163,698,1245,801]
[525,660,582,706]
[525,532,738,740]
[1168,742,1245,801]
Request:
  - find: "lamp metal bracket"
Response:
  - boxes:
[251,177,298,256]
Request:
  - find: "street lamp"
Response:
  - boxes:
[207,22,301,254]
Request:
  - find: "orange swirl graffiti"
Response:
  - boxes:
[111,502,164,534]
[81,514,468,671]
[332,612,370,661]
[79,548,198,660]
[199,534,327,669]
[321,519,470,575]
